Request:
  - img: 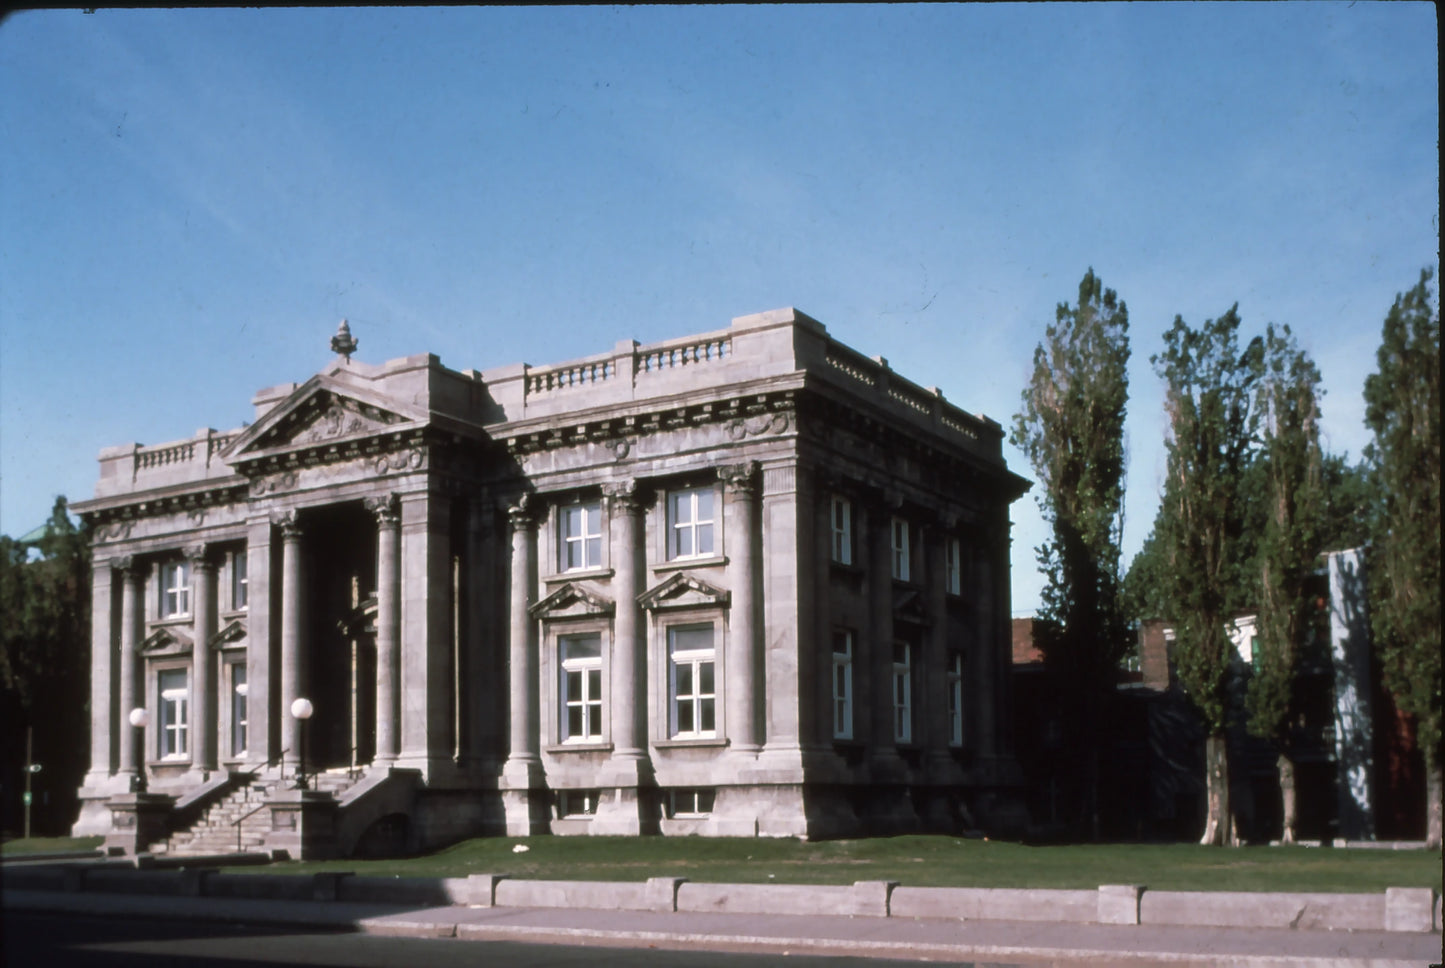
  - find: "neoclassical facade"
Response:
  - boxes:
[72,309,1030,852]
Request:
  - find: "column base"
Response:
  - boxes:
[500,756,548,836]
[591,785,658,836]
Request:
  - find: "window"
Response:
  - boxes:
[892,641,912,743]
[160,561,191,618]
[560,501,603,572]
[830,496,853,565]
[231,551,248,610]
[832,630,854,739]
[946,536,962,596]
[667,487,715,560]
[947,652,964,747]
[891,517,910,581]
[230,662,248,757]
[668,624,716,738]
[558,790,600,817]
[560,633,603,742]
[159,668,189,759]
[664,788,715,818]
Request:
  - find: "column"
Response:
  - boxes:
[84,561,115,785]
[464,499,497,768]
[397,489,452,772]
[720,463,760,753]
[367,495,401,765]
[187,545,218,774]
[276,510,304,770]
[244,516,274,769]
[868,500,899,768]
[603,479,645,761]
[504,496,538,767]
[116,558,144,779]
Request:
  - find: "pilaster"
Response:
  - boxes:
[116,557,143,781]
[244,515,274,770]
[83,560,117,788]
[397,488,454,776]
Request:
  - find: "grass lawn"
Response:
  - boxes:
[0,835,103,856]
[256,836,1442,894]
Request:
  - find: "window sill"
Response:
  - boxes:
[653,737,728,749]
[545,742,613,754]
[544,568,614,585]
[150,616,193,628]
[653,556,727,574]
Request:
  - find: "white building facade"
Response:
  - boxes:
[72,309,1030,854]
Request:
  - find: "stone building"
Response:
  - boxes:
[71,308,1030,855]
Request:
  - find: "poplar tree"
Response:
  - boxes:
[1011,268,1130,838]
[1245,324,1323,843]
[1363,267,1441,847]
[1152,307,1262,846]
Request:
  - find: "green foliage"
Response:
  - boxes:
[1246,325,1324,744]
[1316,454,1375,553]
[1010,268,1132,685]
[1151,307,1263,733]
[1363,268,1441,761]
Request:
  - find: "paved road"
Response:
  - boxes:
[4,912,1012,968]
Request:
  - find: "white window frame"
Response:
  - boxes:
[832,629,854,740]
[891,517,910,581]
[560,501,603,572]
[158,667,190,760]
[946,536,962,596]
[947,651,964,747]
[160,560,191,618]
[229,660,248,757]
[668,623,717,739]
[830,496,853,565]
[231,550,248,611]
[666,486,716,561]
[559,632,604,743]
[892,640,912,744]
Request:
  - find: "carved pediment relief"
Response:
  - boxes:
[140,627,193,654]
[892,587,930,628]
[638,573,730,612]
[530,582,614,620]
[210,619,247,649]
[222,376,425,466]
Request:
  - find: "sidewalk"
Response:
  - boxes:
[6,884,1440,967]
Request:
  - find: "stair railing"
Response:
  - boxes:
[232,801,269,855]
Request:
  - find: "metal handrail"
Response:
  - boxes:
[231,800,269,854]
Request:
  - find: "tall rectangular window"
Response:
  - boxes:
[830,496,853,565]
[892,641,912,744]
[230,662,248,757]
[667,487,715,560]
[159,668,189,759]
[946,536,962,596]
[560,633,603,742]
[891,517,910,581]
[669,624,716,738]
[947,652,964,747]
[231,551,249,610]
[561,502,603,572]
[160,561,191,618]
[832,629,854,739]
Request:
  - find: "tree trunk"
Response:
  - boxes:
[1277,751,1296,844]
[1199,733,1232,846]
[1426,746,1442,850]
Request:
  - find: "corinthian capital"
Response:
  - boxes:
[717,461,759,496]
[364,493,401,526]
[601,478,642,513]
[507,492,536,530]
[271,508,303,538]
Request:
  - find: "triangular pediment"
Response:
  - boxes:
[638,572,730,612]
[141,627,193,654]
[531,582,614,619]
[211,619,247,649]
[893,587,930,627]
[222,375,426,465]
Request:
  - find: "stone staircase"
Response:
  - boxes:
[154,771,360,857]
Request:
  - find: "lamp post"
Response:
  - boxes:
[127,707,151,793]
[290,698,313,790]
[23,726,41,839]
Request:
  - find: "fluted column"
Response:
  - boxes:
[603,480,645,760]
[84,561,115,785]
[367,495,401,765]
[505,496,539,767]
[116,558,143,778]
[187,545,218,773]
[276,511,304,770]
[720,462,761,753]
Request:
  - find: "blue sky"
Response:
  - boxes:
[0,4,1437,613]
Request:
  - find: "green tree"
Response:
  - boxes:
[1152,306,1263,846]
[1244,324,1324,843]
[0,496,91,836]
[1011,267,1131,839]
[1362,267,1441,847]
